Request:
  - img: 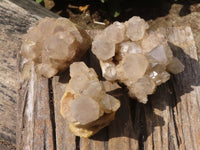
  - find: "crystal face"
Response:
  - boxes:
[60,62,120,138]
[91,16,184,103]
[21,17,91,78]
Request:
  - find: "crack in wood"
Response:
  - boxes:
[169,78,182,148]
[48,78,57,150]
[138,105,147,150]
[75,136,80,150]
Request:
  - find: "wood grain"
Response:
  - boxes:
[0,0,58,149]
[18,63,55,150]
[0,0,34,149]
[53,73,76,150]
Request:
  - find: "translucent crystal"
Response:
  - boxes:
[21,17,91,78]
[129,76,156,103]
[104,21,126,43]
[147,44,173,65]
[100,94,120,113]
[91,21,126,61]
[100,61,117,81]
[36,63,58,78]
[71,96,100,125]
[118,41,142,55]
[141,31,165,53]
[21,41,42,60]
[92,40,115,61]
[60,62,120,137]
[125,16,149,41]
[121,54,149,83]
[167,57,185,74]
[116,53,149,86]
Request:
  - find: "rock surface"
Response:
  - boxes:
[92,16,185,103]
[60,62,120,138]
[21,17,92,78]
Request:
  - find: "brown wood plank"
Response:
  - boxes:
[142,27,200,150]
[9,0,58,18]
[18,63,55,150]
[0,0,57,148]
[168,28,200,150]
[52,74,76,150]
[107,87,139,150]
[0,0,60,149]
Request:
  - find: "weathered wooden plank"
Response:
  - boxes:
[142,27,200,150]
[9,0,58,18]
[168,33,200,150]
[0,0,44,148]
[18,63,55,150]
[107,87,139,150]
[52,73,76,150]
[144,82,179,150]
[0,0,60,149]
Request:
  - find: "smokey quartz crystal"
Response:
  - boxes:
[21,17,91,78]
[92,16,184,103]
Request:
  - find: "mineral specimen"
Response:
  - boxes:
[60,62,120,138]
[21,17,91,78]
[92,16,184,103]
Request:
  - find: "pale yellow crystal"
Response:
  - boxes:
[125,16,149,41]
[117,54,149,84]
[92,40,115,61]
[71,96,100,125]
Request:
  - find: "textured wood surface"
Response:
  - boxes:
[0,0,58,149]
[18,64,55,150]
[0,0,200,150]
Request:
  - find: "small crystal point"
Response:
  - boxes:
[125,16,149,41]
[92,40,115,61]
[100,94,120,113]
[167,57,185,74]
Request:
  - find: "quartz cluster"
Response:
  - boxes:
[60,62,120,138]
[21,17,91,78]
[92,16,184,103]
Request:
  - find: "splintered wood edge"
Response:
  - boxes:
[17,62,55,150]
